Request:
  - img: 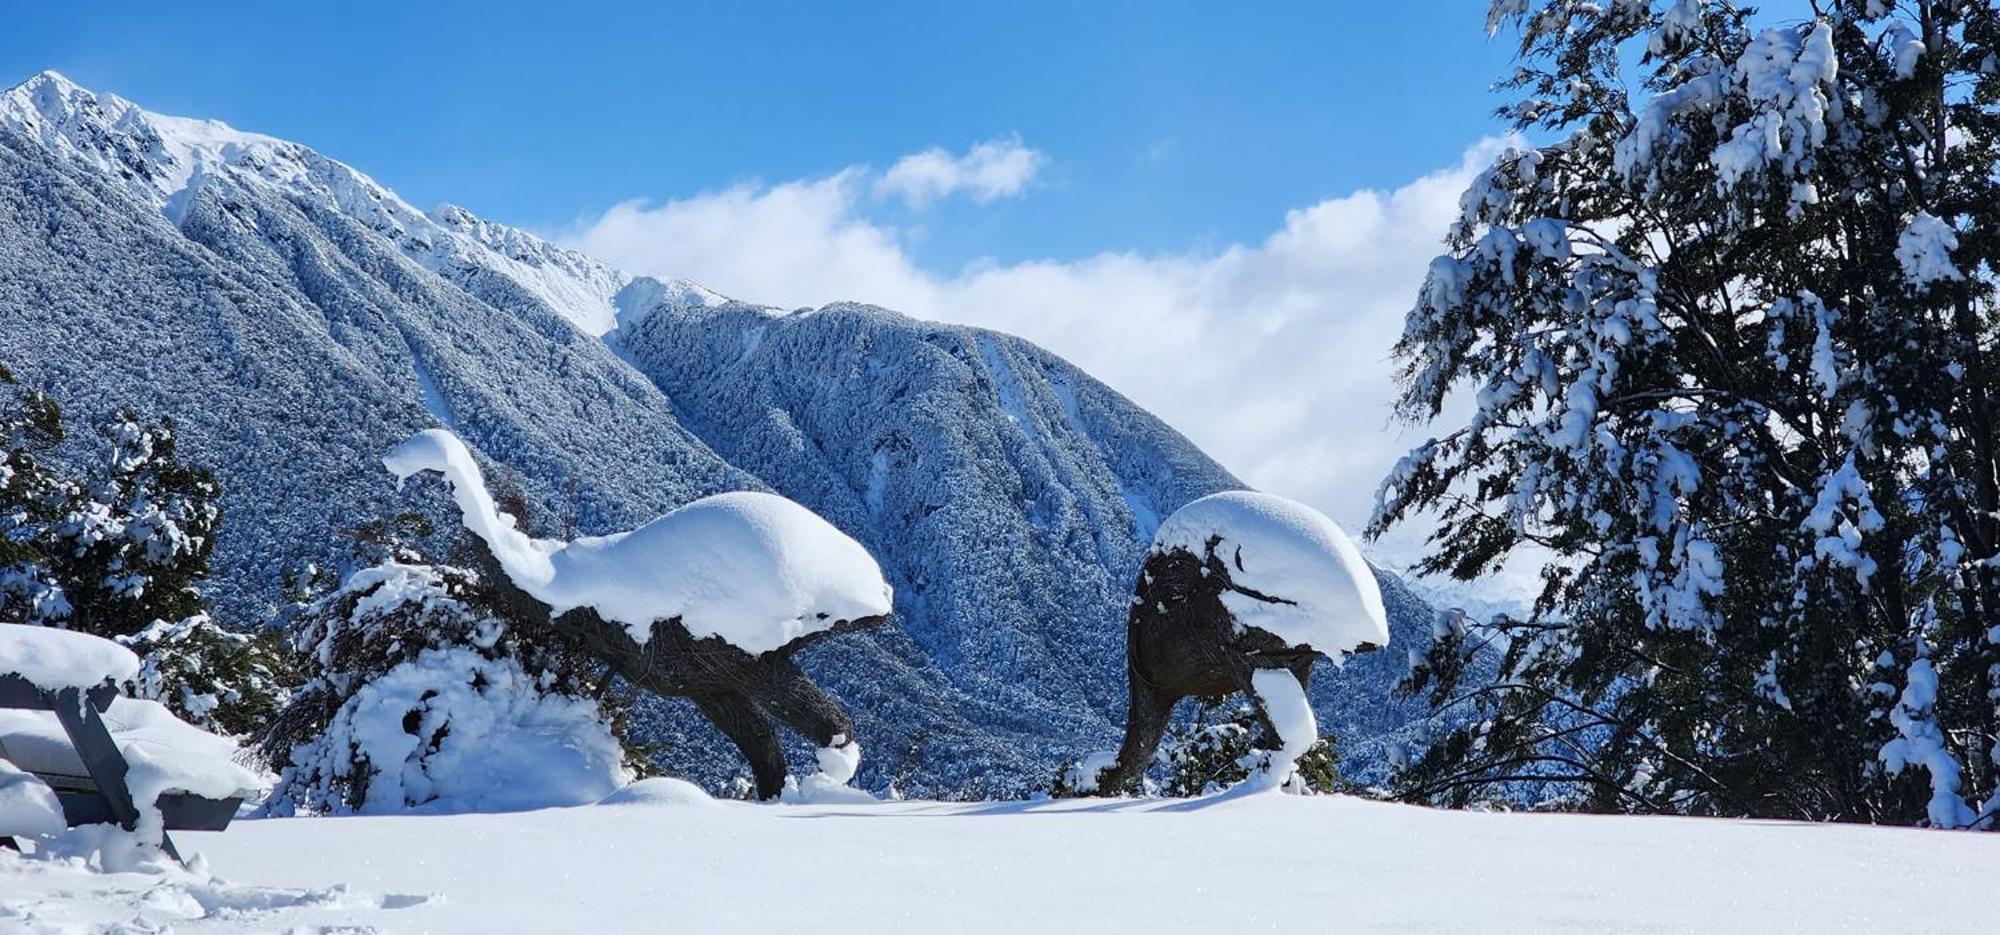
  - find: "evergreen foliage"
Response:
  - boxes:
[1049,699,1346,797]
[1156,698,1345,797]
[0,365,291,734]
[1375,0,2000,826]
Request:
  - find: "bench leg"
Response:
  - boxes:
[50,688,181,863]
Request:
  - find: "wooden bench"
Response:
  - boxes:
[0,672,243,862]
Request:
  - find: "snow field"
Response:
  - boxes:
[7,792,1994,933]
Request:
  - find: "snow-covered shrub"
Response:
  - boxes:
[0,366,292,735]
[262,545,636,815]
[1050,700,1346,798]
[119,614,294,737]
[1157,699,1344,797]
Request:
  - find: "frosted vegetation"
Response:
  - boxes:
[261,550,634,816]
[1377,0,2000,827]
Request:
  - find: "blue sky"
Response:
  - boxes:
[0,1,1513,270]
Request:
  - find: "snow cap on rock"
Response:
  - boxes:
[1152,490,1389,659]
[383,429,893,655]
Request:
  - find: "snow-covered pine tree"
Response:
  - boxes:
[260,523,639,815]
[1373,0,2000,826]
[0,366,291,734]
[0,363,69,620]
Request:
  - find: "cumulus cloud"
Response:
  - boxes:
[559,138,1515,555]
[875,135,1045,207]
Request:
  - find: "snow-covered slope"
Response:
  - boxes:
[6,794,1994,933]
[0,70,1438,795]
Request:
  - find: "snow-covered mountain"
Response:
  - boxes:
[0,71,722,336]
[0,70,1434,794]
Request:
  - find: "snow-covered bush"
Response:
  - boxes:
[1157,699,1344,797]
[261,545,635,815]
[0,366,292,735]
[118,613,293,736]
[1376,1,2000,826]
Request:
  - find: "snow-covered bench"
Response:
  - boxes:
[0,624,258,861]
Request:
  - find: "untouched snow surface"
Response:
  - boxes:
[384,429,893,654]
[2,794,1993,933]
[1153,491,1390,657]
[0,623,141,691]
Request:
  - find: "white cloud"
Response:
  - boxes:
[559,139,1515,550]
[875,136,1045,208]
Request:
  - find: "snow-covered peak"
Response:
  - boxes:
[0,70,720,337]
[2,70,312,222]
[611,275,728,334]
[1152,491,1389,659]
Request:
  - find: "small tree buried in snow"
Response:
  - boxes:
[1068,491,1388,797]
[377,429,894,801]
[1374,1,2000,826]
[261,542,636,815]
[0,365,292,735]
[1064,696,1346,798]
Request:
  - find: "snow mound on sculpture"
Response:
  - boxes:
[1244,668,1318,793]
[1152,491,1389,657]
[383,429,893,655]
[0,623,141,691]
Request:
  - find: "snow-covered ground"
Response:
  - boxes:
[5,790,1992,933]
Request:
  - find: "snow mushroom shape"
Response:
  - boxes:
[1082,490,1389,795]
[383,429,893,800]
